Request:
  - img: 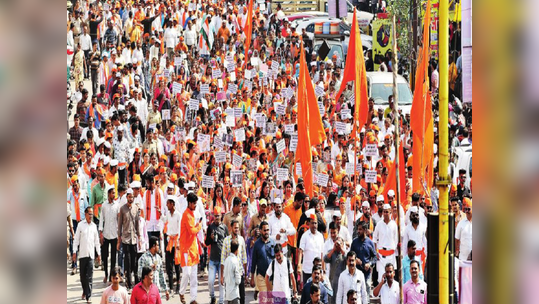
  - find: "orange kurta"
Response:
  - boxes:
[179,208,202,267]
[283,203,302,249]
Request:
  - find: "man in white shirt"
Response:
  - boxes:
[402,206,427,266]
[223,239,242,304]
[164,21,178,58]
[266,244,298,302]
[405,193,427,227]
[455,198,472,261]
[373,263,400,304]
[336,251,368,304]
[72,206,101,303]
[142,176,166,240]
[298,213,325,284]
[268,198,296,255]
[99,186,119,283]
[184,22,197,48]
[80,26,92,79]
[372,204,398,283]
[162,196,182,294]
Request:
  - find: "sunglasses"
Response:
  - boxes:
[242,203,247,206]
[464,207,471,212]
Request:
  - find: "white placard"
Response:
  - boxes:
[255,114,267,127]
[277,168,289,181]
[189,99,199,111]
[234,108,242,118]
[250,57,258,66]
[213,136,224,150]
[225,108,235,117]
[244,80,252,91]
[200,84,210,94]
[228,83,238,94]
[318,101,325,116]
[164,69,170,79]
[225,55,234,63]
[174,57,182,66]
[172,82,182,94]
[341,109,352,120]
[271,60,279,72]
[226,62,236,72]
[212,68,222,79]
[215,151,227,163]
[201,98,208,109]
[162,109,171,120]
[296,162,302,176]
[265,122,276,136]
[231,170,243,187]
[230,71,236,82]
[244,70,252,79]
[285,124,295,134]
[315,85,325,97]
[345,162,355,175]
[365,144,378,157]
[335,121,346,134]
[235,128,245,142]
[222,134,233,146]
[276,139,286,154]
[317,173,329,186]
[365,169,377,183]
[218,79,223,89]
[197,133,211,153]
[290,134,298,152]
[226,115,235,127]
[232,154,242,168]
[248,159,257,171]
[202,175,215,188]
[276,103,286,116]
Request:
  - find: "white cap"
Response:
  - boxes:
[130,181,141,188]
[387,190,395,197]
[126,188,134,195]
[362,201,370,208]
[168,182,175,189]
[186,182,196,190]
[409,206,418,213]
[103,156,110,165]
[104,141,111,149]
[116,72,121,77]
[376,195,385,202]
[117,125,124,132]
[305,208,316,218]
[95,137,104,147]
[167,196,178,205]
[383,204,391,210]
[105,184,115,193]
[273,197,282,205]
[110,159,118,167]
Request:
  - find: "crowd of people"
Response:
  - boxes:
[67,0,472,303]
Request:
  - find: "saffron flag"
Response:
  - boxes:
[243,0,254,66]
[304,53,326,146]
[295,41,314,197]
[380,141,407,209]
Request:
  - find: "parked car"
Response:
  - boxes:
[366,71,414,115]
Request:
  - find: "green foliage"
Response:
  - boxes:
[386,0,412,69]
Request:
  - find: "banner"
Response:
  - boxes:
[430,0,439,59]
[372,18,393,71]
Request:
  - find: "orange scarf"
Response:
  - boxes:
[72,190,81,221]
[145,189,161,221]
[83,163,91,177]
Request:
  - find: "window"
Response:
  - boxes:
[369,83,413,105]
[306,24,315,33]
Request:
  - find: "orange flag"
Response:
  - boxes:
[350,8,369,139]
[304,52,327,146]
[243,0,254,67]
[295,41,314,197]
[410,0,431,194]
[381,141,407,209]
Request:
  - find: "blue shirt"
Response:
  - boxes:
[350,236,377,278]
[301,280,329,304]
[250,238,275,277]
[402,255,424,284]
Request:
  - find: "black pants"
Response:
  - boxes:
[79,257,94,300]
[240,275,245,304]
[102,238,117,281]
[122,243,137,288]
[91,69,98,96]
[303,272,311,288]
[70,220,79,269]
[166,247,180,290]
[118,168,127,186]
[135,252,144,284]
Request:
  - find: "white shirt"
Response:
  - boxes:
[184,28,197,46]
[299,230,325,274]
[266,258,293,298]
[164,27,178,49]
[142,188,166,231]
[379,281,400,304]
[73,219,101,259]
[402,223,427,254]
[99,199,120,240]
[223,253,242,301]
[336,269,369,304]
[80,33,92,51]
[455,217,472,260]
[162,209,181,236]
[373,219,399,251]
[268,212,296,254]
[405,207,427,227]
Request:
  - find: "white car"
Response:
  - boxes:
[451,145,472,189]
[366,71,413,115]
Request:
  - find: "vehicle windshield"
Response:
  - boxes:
[370,83,413,105]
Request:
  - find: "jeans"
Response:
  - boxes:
[101,238,117,281]
[90,69,98,96]
[118,244,124,273]
[79,257,94,300]
[208,260,224,303]
[239,275,245,304]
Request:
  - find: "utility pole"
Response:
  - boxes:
[411,0,418,88]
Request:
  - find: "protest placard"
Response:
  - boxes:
[215,151,227,163]
[202,175,215,188]
[284,124,295,134]
[172,82,182,95]
[276,103,286,116]
[174,57,182,66]
[197,134,210,153]
[232,154,242,168]
[318,101,325,116]
[341,109,352,120]
[234,108,242,118]
[365,144,378,157]
[276,139,286,154]
[345,162,355,175]
[235,128,245,142]
[212,68,222,79]
[231,170,243,187]
[296,162,302,176]
[227,83,238,94]
[290,135,298,152]
[189,99,199,111]
[317,173,329,186]
[365,169,377,183]
[277,168,289,181]
[161,109,170,120]
[335,121,346,134]
[200,84,210,94]
[315,85,325,97]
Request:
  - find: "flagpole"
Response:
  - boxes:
[390,15,403,303]
[438,0,450,301]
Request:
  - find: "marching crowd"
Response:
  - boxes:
[67,0,472,303]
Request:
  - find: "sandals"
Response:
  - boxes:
[180,294,186,304]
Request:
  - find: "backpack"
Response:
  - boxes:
[270,258,292,290]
